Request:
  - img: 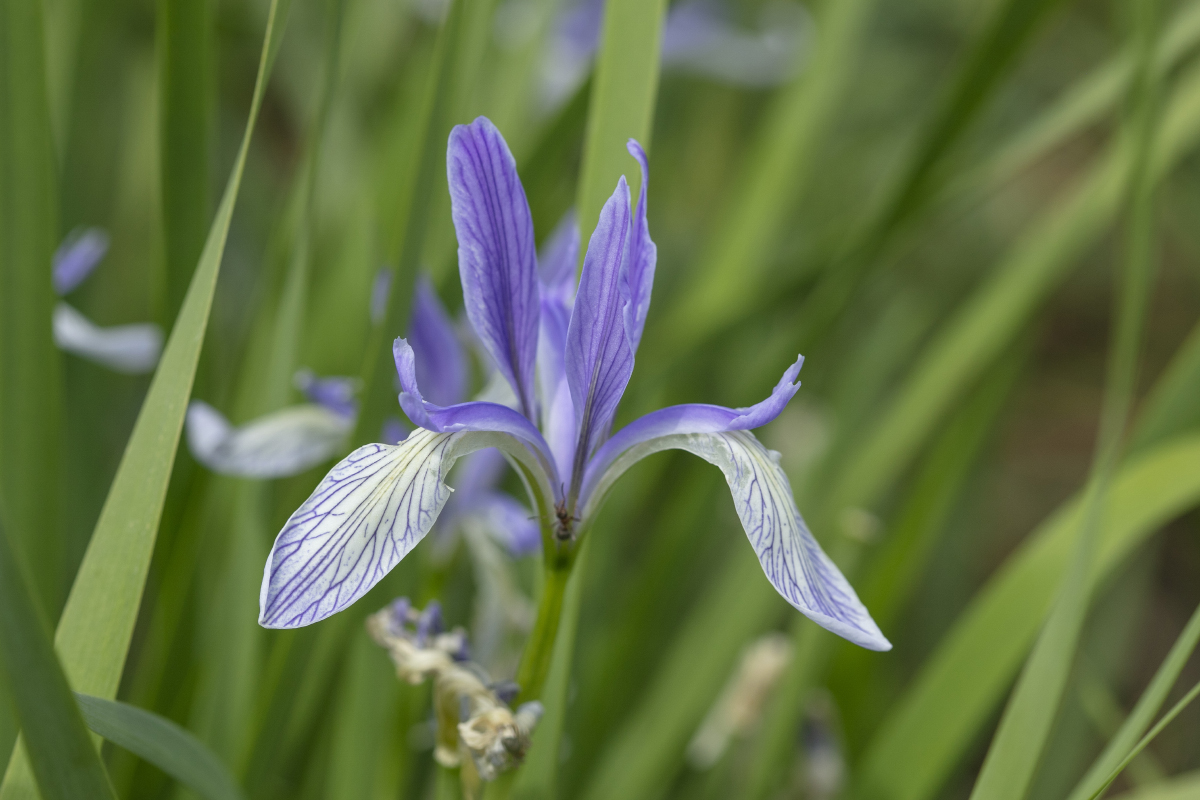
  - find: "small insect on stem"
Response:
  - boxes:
[554,498,579,541]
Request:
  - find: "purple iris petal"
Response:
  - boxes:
[581,355,804,502]
[394,338,559,481]
[538,296,576,479]
[660,0,808,88]
[564,178,633,469]
[382,417,409,445]
[538,211,580,304]
[474,492,541,556]
[53,228,110,295]
[623,141,656,355]
[410,276,468,407]
[260,432,461,628]
[448,117,540,420]
[295,369,360,419]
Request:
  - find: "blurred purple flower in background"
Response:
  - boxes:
[52,227,164,374]
[538,0,811,112]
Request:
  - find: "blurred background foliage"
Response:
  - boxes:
[0,0,1199,798]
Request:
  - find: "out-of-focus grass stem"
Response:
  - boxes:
[967,1,1162,796]
[157,0,212,324]
[0,0,63,615]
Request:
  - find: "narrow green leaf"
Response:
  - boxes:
[574,0,667,240]
[75,693,245,800]
[157,0,213,323]
[967,3,1161,795]
[1130,317,1200,452]
[0,0,63,613]
[0,0,291,796]
[1068,602,1200,800]
[1107,772,1200,800]
[856,433,1200,800]
[0,516,116,800]
[1086,679,1200,800]
[323,635,398,800]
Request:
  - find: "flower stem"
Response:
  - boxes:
[514,557,572,703]
[435,765,463,800]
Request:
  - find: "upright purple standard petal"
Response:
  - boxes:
[564,178,633,471]
[448,117,540,420]
[538,210,580,303]
[623,141,657,354]
[410,276,468,407]
[539,295,576,480]
[395,338,560,486]
[537,211,581,479]
[53,227,110,295]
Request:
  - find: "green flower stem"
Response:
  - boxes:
[435,765,463,800]
[515,550,574,704]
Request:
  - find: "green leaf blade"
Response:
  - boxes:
[0,518,116,800]
[75,694,245,800]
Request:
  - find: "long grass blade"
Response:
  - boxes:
[0,0,291,796]
[1085,679,1200,800]
[0,0,63,613]
[0,515,116,800]
[157,0,212,323]
[574,0,667,240]
[1067,602,1200,800]
[1109,773,1200,800]
[966,3,1162,796]
[75,693,245,800]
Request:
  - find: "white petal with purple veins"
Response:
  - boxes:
[584,429,889,651]
[259,429,527,628]
[186,401,352,479]
[53,302,163,374]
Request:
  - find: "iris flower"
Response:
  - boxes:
[259,117,889,652]
[52,227,164,374]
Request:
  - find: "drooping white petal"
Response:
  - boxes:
[259,429,526,628]
[186,400,352,479]
[584,429,890,651]
[53,302,163,374]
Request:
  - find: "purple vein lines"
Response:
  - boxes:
[260,430,459,627]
